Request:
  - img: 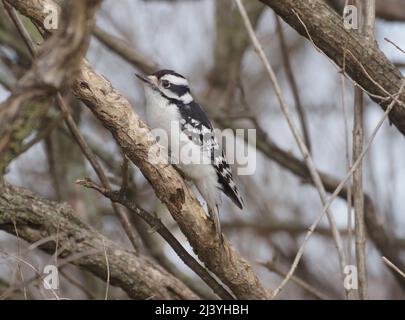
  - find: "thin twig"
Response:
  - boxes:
[385,38,405,55]
[261,261,330,300]
[235,0,347,294]
[59,269,97,300]
[5,7,141,251]
[2,1,36,56]
[19,111,67,156]
[77,178,235,300]
[11,221,27,300]
[290,6,395,104]
[250,0,401,298]
[352,0,375,300]
[93,26,157,74]
[55,96,141,251]
[102,238,110,300]
[352,84,367,299]
[0,250,60,300]
[270,81,405,298]
[339,10,353,300]
[275,15,311,153]
[382,256,405,279]
[345,49,405,107]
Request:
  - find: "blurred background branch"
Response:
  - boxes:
[0,0,405,300]
[0,183,198,300]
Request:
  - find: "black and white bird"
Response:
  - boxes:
[136,69,244,242]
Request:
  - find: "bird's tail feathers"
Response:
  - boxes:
[222,182,244,210]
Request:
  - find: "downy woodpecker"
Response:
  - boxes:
[136,69,243,242]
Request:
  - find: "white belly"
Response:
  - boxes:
[145,91,221,210]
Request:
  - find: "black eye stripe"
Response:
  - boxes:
[168,84,189,97]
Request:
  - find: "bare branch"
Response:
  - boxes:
[275,15,311,153]
[0,183,198,300]
[0,0,101,174]
[77,178,235,300]
[351,0,375,300]
[382,257,405,279]
[261,261,330,300]
[270,82,405,298]
[235,0,347,295]
[217,109,405,290]
[4,0,142,253]
[259,0,405,138]
[9,0,268,299]
[93,26,157,74]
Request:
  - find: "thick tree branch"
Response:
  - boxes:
[211,0,404,291]
[235,0,347,295]
[0,183,198,300]
[0,0,101,174]
[3,0,143,252]
[91,0,405,291]
[260,0,405,138]
[8,0,268,299]
[77,178,234,300]
[72,61,268,299]
[219,117,405,290]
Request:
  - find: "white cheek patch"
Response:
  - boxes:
[161,74,189,86]
[160,88,193,104]
[180,92,193,104]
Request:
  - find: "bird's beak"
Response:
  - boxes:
[135,73,153,86]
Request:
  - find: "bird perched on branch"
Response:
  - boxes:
[136,69,243,242]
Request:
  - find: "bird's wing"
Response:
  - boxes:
[178,101,244,209]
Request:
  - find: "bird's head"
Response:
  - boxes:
[136,69,193,104]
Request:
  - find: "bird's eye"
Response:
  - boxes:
[162,80,170,88]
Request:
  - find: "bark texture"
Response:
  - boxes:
[0,0,101,173]
[7,0,268,299]
[73,62,268,299]
[0,183,198,300]
[260,0,405,137]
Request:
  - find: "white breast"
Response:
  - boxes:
[145,88,180,155]
[144,87,222,216]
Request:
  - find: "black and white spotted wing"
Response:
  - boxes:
[178,101,244,209]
